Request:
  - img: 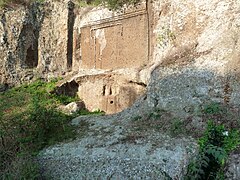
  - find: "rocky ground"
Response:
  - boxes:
[37,98,198,179]
[37,95,240,179]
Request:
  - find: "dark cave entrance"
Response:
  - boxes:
[25,45,38,68]
[54,80,79,97]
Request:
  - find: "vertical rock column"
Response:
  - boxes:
[38,0,75,77]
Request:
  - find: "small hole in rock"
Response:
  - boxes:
[110,101,114,104]
[109,87,112,95]
[25,45,38,68]
[102,85,106,96]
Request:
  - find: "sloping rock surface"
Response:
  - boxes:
[38,101,198,179]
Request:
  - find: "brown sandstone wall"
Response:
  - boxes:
[80,10,148,70]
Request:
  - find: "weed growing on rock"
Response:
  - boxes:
[130,109,190,137]
[157,27,176,48]
[185,120,240,180]
[169,118,185,137]
[132,115,142,121]
[203,102,223,115]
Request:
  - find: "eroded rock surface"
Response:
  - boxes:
[54,69,146,114]
[147,0,240,116]
[58,101,85,115]
[0,2,43,85]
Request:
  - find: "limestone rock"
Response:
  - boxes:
[226,154,240,180]
[58,101,85,115]
[0,2,43,86]
[146,0,240,116]
[54,70,146,114]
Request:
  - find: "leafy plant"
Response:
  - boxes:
[132,115,142,121]
[147,108,166,119]
[0,96,76,178]
[20,95,76,151]
[1,155,40,179]
[185,120,240,180]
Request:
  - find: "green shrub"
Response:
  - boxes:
[0,96,76,178]
[0,79,91,179]
[19,95,76,151]
[185,120,240,180]
[1,155,40,179]
[132,115,142,121]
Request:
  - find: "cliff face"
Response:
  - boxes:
[1,0,240,117]
[0,0,77,85]
[0,3,43,86]
[1,0,240,179]
[0,0,149,85]
[147,0,240,116]
[0,1,149,114]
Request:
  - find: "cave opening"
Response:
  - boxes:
[54,80,79,97]
[25,45,38,68]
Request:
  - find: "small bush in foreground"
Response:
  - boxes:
[185,121,240,180]
[0,79,99,179]
[0,96,76,178]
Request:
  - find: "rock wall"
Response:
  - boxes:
[0,3,43,85]
[37,0,74,76]
[0,0,78,85]
[72,1,148,71]
[147,0,240,116]
[80,8,148,70]
[55,69,147,114]
[70,2,149,114]
[1,0,240,115]
[76,73,146,113]
[0,1,149,114]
